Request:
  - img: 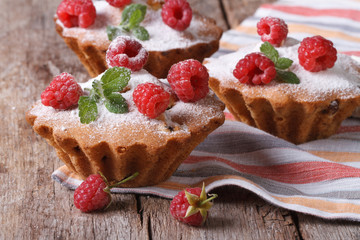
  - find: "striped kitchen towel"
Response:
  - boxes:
[52,0,360,221]
[52,118,360,221]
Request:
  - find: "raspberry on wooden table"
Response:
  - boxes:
[74,172,139,213]
[74,174,111,213]
[56,0,96,28]
[105,0,131,8]
[298,35,337,72]
[106,36,149,72]
[161,0,192,31]
[167,59,209,102]
[41,72,83,110]
[233,53,277,85]
[133,83,170,119]
[257,16,288,47]
[170,183,217,227]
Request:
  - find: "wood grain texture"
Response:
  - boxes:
[297,214,360,240]
[222,0,277,28]
[1,0,360,239]
[141,187,299,240]
[188,0,228,30]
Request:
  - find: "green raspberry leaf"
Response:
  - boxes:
[101,67,131,97]
[121,4,147,26]
[106,25,126,41]
[91,80,102,100]
[276,57,293,70]
[260,41,279,63]
[116,4,149,41]
[132,26,150,41]
[77,67,131,124]
[104,93,128,114]
[78,96,98,124]
[275,69,300,84]
[128,7,146,29]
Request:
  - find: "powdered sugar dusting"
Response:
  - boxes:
[205,38,360,101]
[57,1,218,51]
[138,5,214,50]
[29,69,224,145]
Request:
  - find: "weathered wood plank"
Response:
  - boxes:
[140,187,300,239]
[297,214,360,240]
[222,0,276,28]
[188,0,228,30]
[1,0,359,239]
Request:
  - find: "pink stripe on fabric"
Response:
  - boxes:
[337,125,360,134]
[261,4,360,22]
[184,156,360,184]
[341,51,360,56]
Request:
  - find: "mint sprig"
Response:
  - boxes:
[260,41,300,84]
[78,96,98,124]
[107,4,149,41]
[78,67,131,124]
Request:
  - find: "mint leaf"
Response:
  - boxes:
[78,67,130,124]
[260,41,278,63]
[127,7,146,29]
[106,25,125,41]
[132,26,149,41]
[275,69,300,84]
[104,93,128,114]
[121,4,147,26]
[121,4,138,24]
[276,57,293,70]
[91,80,103,100]
[259,42,300,84]
[107,3,149,41]
[78,96,98,124]
[101,67,131,97]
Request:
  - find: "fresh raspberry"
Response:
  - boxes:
[41,72,83,110]
[133,83,170,119]
[74,172,138,213]
[233,53,277,85]
[170,183,217,226]
[298,35,337,72]
[257,17,288,47]
[161,0,192,31]
[105,0,131,8]
[56,0,96,28]
[106,36,149,72]
[74,174,111,213]
[167,59,209,102]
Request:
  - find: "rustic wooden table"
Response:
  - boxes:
[1,0,360,239]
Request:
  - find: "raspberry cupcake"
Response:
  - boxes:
[204,17,360,144]
[26,52,225,187]
[54,0,222,78]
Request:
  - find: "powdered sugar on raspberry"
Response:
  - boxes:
[205,38,360,101]
[57,1,123,47]
[106,36,149,71]
[56,1,217,51]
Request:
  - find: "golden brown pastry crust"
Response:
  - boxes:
[209,75,360,144]
[26,74,225,187]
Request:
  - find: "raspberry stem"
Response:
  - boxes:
[99,171,139,193]
[199,193,218,207]
[99,171,110,186]
[99,171,139,210]
[108,172,140,189]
